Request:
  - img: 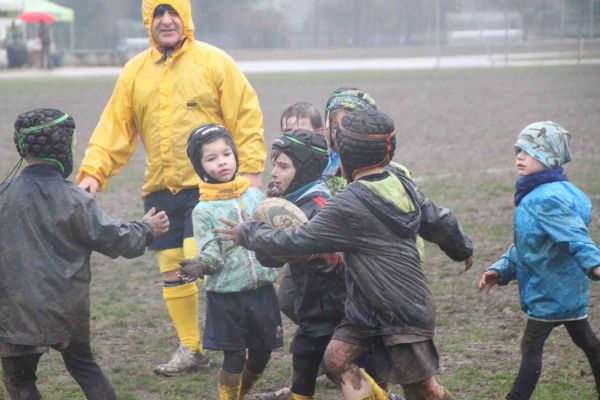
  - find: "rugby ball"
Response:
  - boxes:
[251,197,309,262]
[252,197,308,229]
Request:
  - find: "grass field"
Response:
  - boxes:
[1,64,600,399]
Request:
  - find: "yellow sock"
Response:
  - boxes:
[291,393,313,400]
[357,395,376,400]
[218,370,242,400]
[163,282,201,351]
[362,371,389,400]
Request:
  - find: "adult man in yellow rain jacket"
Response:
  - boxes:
[77,0,266,377]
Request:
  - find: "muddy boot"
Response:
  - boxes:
[219,370,242,399]
[239,366,262,398]
[153,344,215,377]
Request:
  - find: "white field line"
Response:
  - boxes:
[1,53,599,79]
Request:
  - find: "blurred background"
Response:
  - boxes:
[1,2,600,399]
[0,0,599,68]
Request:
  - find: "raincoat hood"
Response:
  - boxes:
[142,0,195,48]
[348,171,421,240]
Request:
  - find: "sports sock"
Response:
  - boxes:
[363,370,390,400]
[218,370,242,400]
[291,393,313,400]
[162,281,201,351]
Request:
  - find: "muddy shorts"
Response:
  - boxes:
[277,264,297,322]
[290,331,332,357]
[203,284,284,352]
[0,342,53,357]
[332,320,439,385]
[143,188,199,251]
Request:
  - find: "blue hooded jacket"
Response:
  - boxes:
[489,181,600,321]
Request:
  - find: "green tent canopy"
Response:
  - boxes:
[0,0,74,48]
[0,0,73,22]
[24,0,73,22]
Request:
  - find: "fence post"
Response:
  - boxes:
[435,0,441,68]
[591,0,595,39]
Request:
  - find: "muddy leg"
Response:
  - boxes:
[324,339,372,399]
[402,377,446,400]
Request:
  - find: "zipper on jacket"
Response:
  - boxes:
[238,199,259,286]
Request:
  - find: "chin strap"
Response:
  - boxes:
[0,157,24,195]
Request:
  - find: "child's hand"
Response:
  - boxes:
[463,256,474,271]
[177,257,211,281]
[213,217,241,252]
[479,270,500,293]
[79,174,100,197]
[593,266,600,278]
[144,207,169,237]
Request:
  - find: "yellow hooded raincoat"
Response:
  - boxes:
[77,0,266,196]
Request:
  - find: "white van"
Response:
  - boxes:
[445,11,523,45]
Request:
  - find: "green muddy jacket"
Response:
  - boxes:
[239,171,472,341]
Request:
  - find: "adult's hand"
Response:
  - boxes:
[79,174,100,197]
[241,173,262,188]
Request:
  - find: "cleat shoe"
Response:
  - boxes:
[388,393,405,400]
[246,387,291,400]
[153,344,215,377]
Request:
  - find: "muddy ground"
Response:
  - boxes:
[0,64,599,399]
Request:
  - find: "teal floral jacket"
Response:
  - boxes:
[192,187,278,293]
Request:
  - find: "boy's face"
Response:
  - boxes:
[326,110,347,147]
[200,138,237,182]
[271,152,296,194]
[515,148,546,176]
[281,116,315,133]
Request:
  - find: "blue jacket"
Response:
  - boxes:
[489,181,600,321]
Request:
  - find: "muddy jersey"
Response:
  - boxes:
[287,181,346,338]
[239,171,472,341]
[0,164,153,346]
